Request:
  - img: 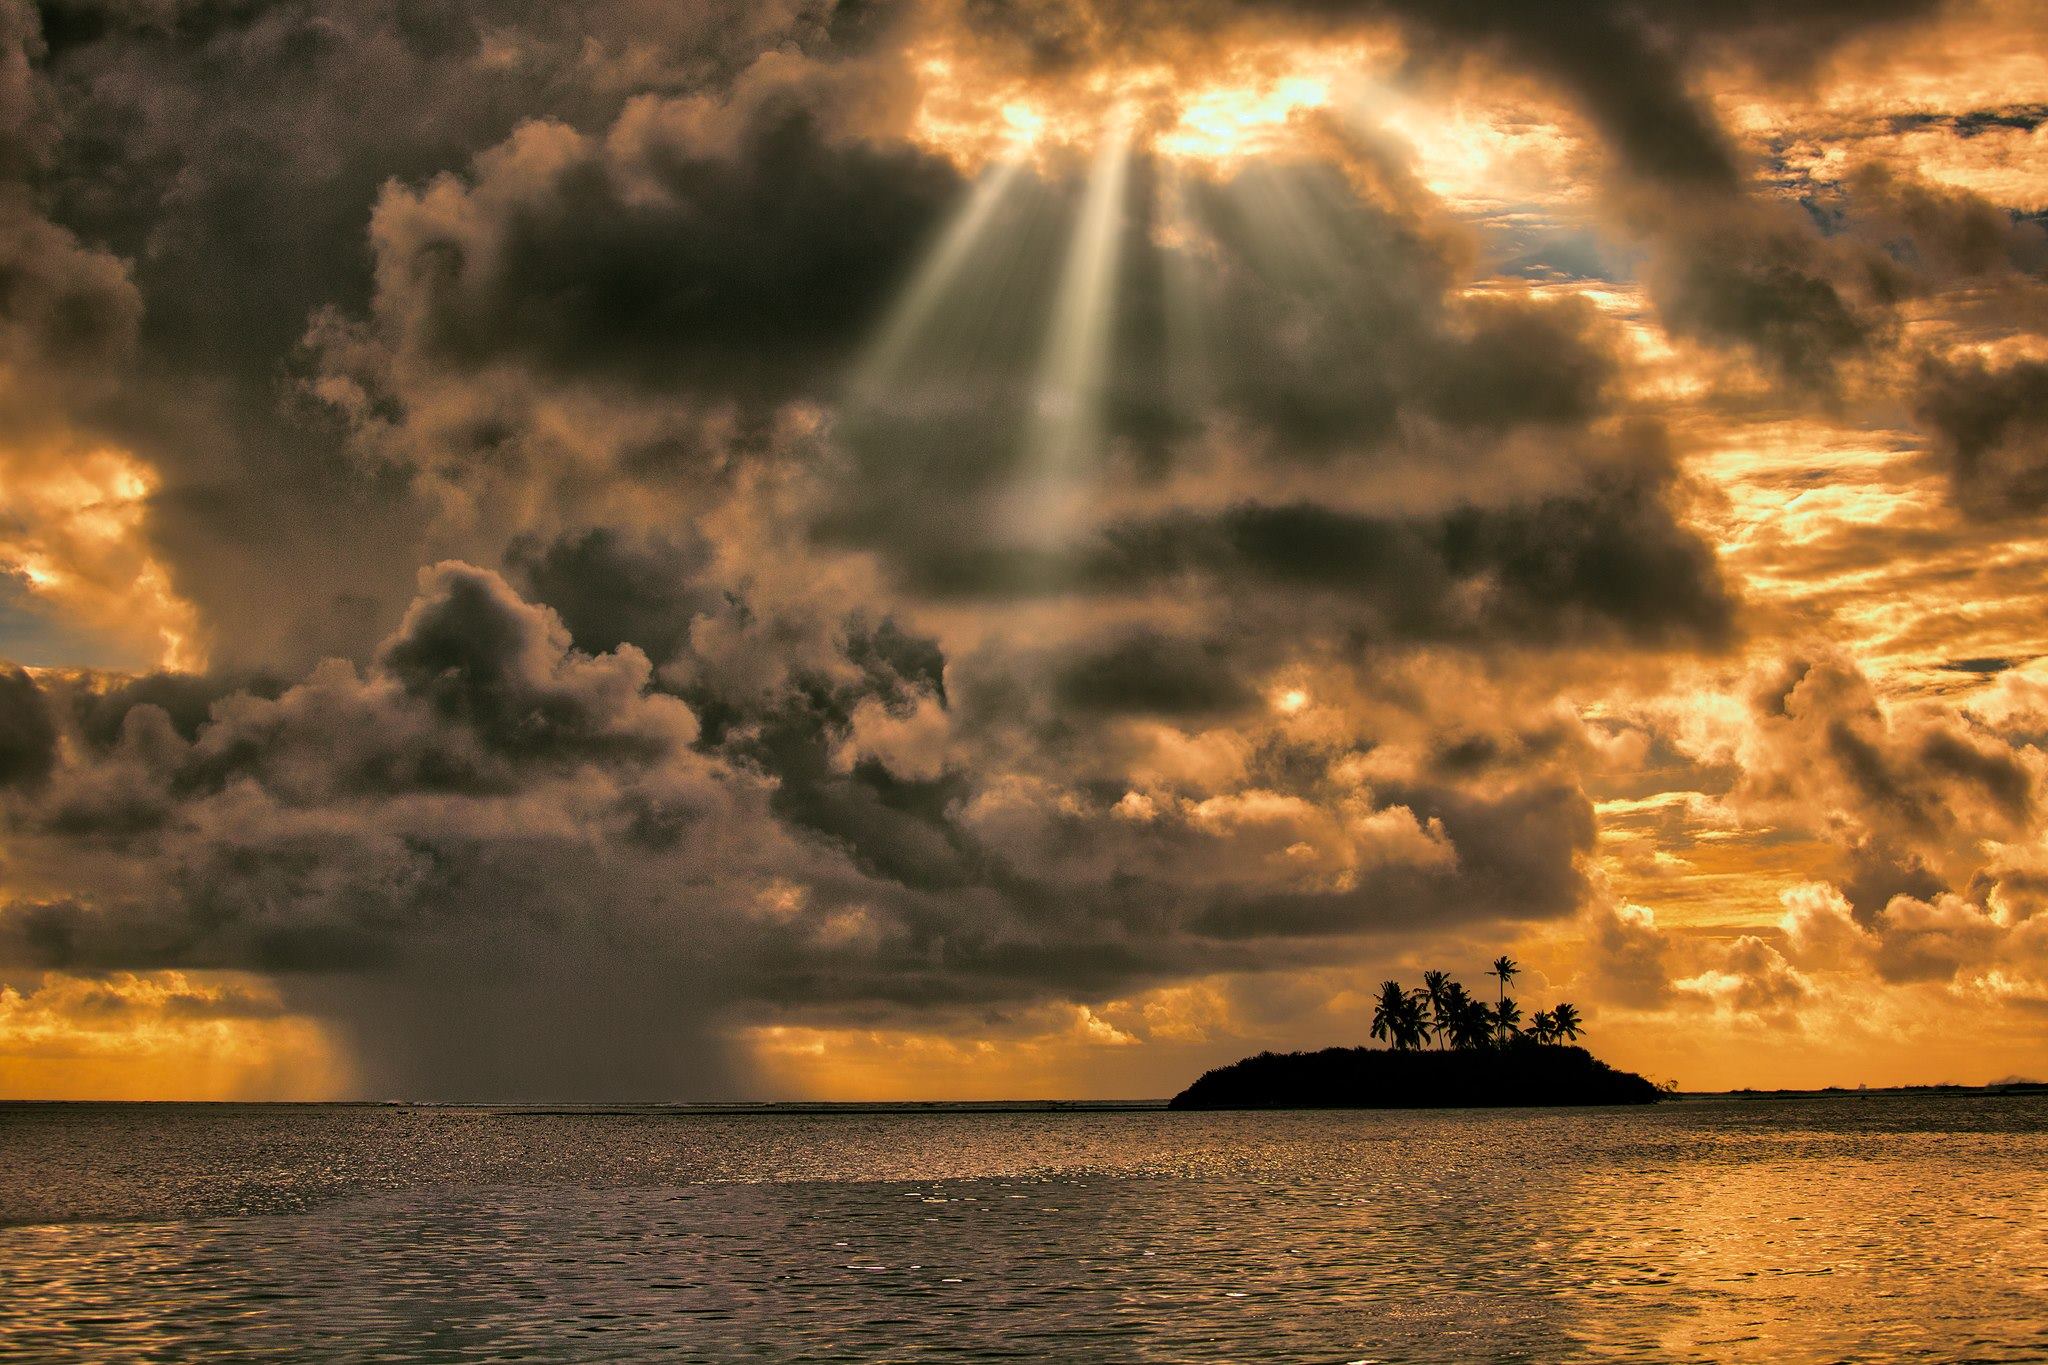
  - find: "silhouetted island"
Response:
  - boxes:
[1170,961,1662,1109]
[1169,1038,1663,1109]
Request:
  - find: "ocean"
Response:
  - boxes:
[2,1094,2044,1360]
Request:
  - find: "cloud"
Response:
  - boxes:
[1585,900,1675,1008]
[1051,628,1257,717]
[1776,877,2036,988]
[0,198,138,396]
[4,0,909,670]
[1079,461,1734,650]
[1844,162,2048,282]
[1718,650,2037,884]
[1914,353,2048,517]
[0,553,1626,1091]
[506,526,720,664]
[1673,934,1812,1022]
[0,562,777,1095]
[5,0,2048,1098]
[1637,198,1892,385]
[376,560,697,769]
[356,52,961,405]
[944,0,1941,189]
[0,666,56,788]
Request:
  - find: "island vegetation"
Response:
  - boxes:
[1168,958,1664,1110]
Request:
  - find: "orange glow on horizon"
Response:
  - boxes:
[0,972,350,1100]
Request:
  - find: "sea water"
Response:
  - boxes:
[2,1095,2044,1361]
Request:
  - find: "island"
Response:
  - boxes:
[1169,959,1665,1110]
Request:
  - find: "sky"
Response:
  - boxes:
[2,0,2047,1100]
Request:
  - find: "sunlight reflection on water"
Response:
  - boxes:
[2,1096,2045,1361]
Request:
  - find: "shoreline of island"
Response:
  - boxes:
[1167,1039,1665,1110]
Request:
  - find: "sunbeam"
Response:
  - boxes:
[847,154,1029,405]
[1014,114,1134,544]
[1217,160,1357,296]
[1157,162,1217,414]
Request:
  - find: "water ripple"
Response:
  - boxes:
[1,1096,2045,1360]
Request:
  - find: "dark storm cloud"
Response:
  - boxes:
[1083,462,1735,650]
[5,1,503,664]
[71,669,270,749]
[0,562,768,1095]
[1212,2,1941,388]
[1844,163,2048,282]
[10,0,1733,1066]
[0,0,1940,677]
[1644,205,1890,384]
[507,527,722,664]
[0,666,58,788]
[0,3,143,462]
[1351,0,1935,190]
[678,611,975,893]
[1730,652,2039,908]
[1913,354,2048,518]
[1053,630,1257,717]
[1840,839,1948,922]
[0,199,138,390]
[1194,777,1595,938]
[8,0,913,667]
[1651,165,2048,390]
[371,86,963,401]
[375,562,688,768]
[33,0,883,371]
[0,555,1610,1034]
[10,564,706,852]
[1181,158,1620,442]
[1326,0,1744,191]
[0,553,958,981]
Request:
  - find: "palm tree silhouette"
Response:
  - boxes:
[1488,955,1519,1005]
[1367,963,1587,1053]
[1399,992,1429,1050]
[1492,995,1523,1042]
[1371,980,1411,1049]
[1421,970,1454,1049]
[1445,986,1492,1050]
[1487,957,1519,1044]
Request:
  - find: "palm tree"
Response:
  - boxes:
[1445,986,1493,1050]
[1492,995,1523,1042]
[1421,970,1454,1049]
[1397,992,1429,1051]
[1407,986,1437,1049]
[1488,955,1519,1007]
[1371,980,1411,1049]
[1371,961,1573,1053]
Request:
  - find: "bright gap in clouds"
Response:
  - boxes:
[0,447,204,672]
[907,36,1362,174]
